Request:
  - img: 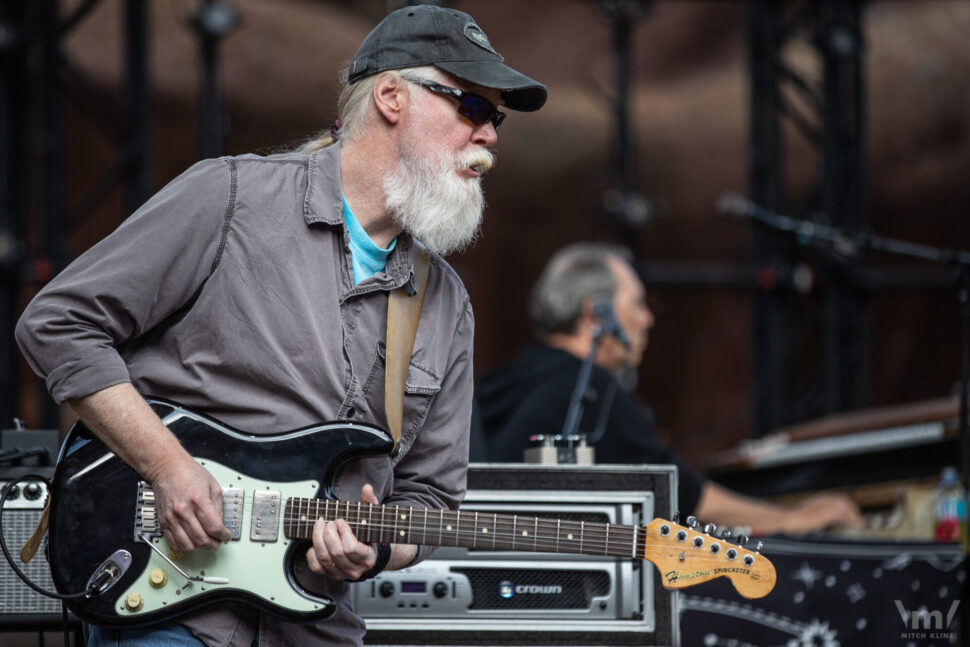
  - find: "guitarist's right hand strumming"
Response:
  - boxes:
[149,455,231,552]
[68,383,232,552]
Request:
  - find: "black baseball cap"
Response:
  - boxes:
[349,5,547,112]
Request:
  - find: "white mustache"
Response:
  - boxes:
[462,149,495,175]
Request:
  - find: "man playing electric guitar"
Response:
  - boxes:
[16,5,547,646]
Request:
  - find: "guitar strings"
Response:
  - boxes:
[191,495,760,562]
[279,509,760,564]
[201,490,751,554]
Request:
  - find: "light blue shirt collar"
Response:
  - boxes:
[343,196,396,285]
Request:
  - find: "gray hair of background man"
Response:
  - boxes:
[529,242,634,337]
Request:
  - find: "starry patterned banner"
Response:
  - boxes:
[679,536,964,647]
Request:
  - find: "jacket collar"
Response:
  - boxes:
[303,144,421,293]
[303,143,344,227]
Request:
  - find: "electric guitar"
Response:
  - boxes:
[47,399,776,627]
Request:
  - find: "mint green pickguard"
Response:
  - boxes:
[115,459,320,618]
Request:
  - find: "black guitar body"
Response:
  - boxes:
[48,399,393,627]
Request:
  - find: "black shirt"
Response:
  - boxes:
[476,344,705,515]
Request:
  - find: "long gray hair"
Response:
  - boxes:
[297,65,438,153]
[529,242,633,337]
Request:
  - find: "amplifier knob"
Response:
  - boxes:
[4,485,20,500]
[379,581,394,598]
[433,582,448,599]
[24,482,42,500]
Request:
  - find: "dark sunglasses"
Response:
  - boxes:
[403,76,506,129]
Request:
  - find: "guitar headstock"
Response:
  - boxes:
[643,517,776,599]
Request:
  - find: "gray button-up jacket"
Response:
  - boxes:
[15,144,474,647]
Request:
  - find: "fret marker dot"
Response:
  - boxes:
[482,528,488,534]
[446,525,453,531]
[567,534,574,540]
[399,530,405,537]
[301,515,307,521]
[522,531,529,536]
[401,514,407,520]
[361,520,367,525]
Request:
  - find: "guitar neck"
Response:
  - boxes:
[283,498,645,558]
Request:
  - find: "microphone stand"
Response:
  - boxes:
[561,325,607,440]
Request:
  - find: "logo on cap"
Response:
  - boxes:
[463,22,499,57]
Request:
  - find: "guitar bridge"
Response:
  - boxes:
[134,481,162,541]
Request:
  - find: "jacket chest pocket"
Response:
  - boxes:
[364,342,442,456]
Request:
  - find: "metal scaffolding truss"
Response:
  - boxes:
[1,0,155,427]
[0,0,238,429]
[0,0,955,438]
[748,0,868,434]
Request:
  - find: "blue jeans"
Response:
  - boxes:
[84,623,261,647]
[84,623,206,647]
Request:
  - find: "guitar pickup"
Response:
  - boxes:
[223,488,244,541]
[250,490,281,542]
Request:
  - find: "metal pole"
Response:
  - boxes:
[820,0,868,414]
[190,0,239,159]
[0,0,29,427]
[748,1,786,435]
[598,0,653,249]
[124,0,152,216]
[37,0,65,429]
[200,6,221,159]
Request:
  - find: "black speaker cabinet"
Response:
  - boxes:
[356,463,678,646]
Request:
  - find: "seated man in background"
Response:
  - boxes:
[477,242,863,534]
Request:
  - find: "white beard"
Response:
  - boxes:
[383,146,495,256]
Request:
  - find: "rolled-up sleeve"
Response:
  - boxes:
[386,296,474,564]
[15,158,233,403]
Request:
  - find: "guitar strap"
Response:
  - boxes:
[384,243,431,453]
[20,501,48,563]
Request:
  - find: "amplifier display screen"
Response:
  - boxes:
[401,581,426,594]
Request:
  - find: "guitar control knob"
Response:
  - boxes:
[167,547,185,561]
[736,535,749,547]
[686,516,699,529]
[149,569,168,589]
[125,592,144,612]
[379,581,394,598]
[23,482,43,500]
[433,582,448,599]
[703,523,717,535]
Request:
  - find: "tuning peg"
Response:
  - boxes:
[686,515,699,529]
[672,510,680,524]
[754,541,764,554]
[703,522,717,535]
[718,528,732,541]
[736,534,749,547]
